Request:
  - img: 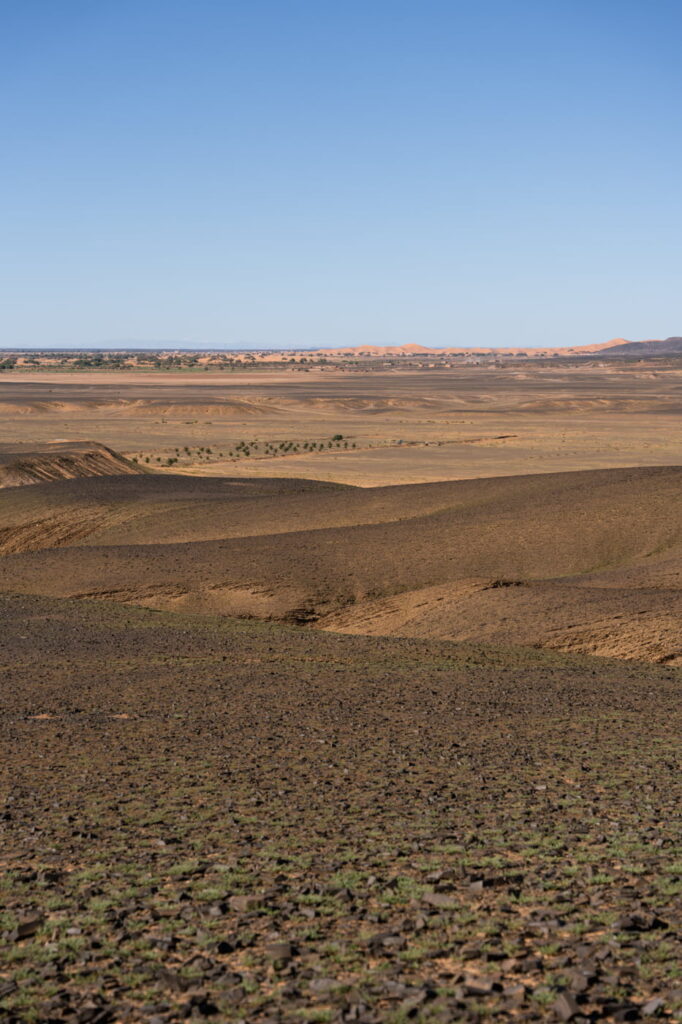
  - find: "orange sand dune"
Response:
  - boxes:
[313,337,658,357]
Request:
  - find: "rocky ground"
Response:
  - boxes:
[1,593,681,1022]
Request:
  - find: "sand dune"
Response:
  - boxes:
[312,336,657,357]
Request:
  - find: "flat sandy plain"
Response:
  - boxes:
[1,361,682,484]
[1,360,682,1024]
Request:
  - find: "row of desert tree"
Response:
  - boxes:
[131,435,360,466]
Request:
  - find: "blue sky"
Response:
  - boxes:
[1,0,680,349]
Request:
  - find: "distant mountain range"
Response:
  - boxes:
[312,337,682,358]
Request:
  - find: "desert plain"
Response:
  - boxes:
[2,360,682,485]
[1,355,681,1023]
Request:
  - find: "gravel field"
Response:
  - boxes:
[1,594,681,1023]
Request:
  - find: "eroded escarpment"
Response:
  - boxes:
[0,441,144,490]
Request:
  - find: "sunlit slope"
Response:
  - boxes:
[0,442,143,490]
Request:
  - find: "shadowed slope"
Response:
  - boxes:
[0,474,350,554]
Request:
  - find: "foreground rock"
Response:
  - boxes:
[0,594,680,1021]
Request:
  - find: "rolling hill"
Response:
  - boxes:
[1,449,681,1021]
[0,459,680,663]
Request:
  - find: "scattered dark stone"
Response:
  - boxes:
[10,913,45,940]
[38,869,64,884]
[503,983,526,1004]
[224,985,246,1005]
[266,940,294,962]
[309,977,337,995]
[519,955,543,972]
[155,968,191,993]
[568,970,591,993]
[553,991,581,1021]
[75,1004,113,1024]
[461,944,483,961]
[185,992,219,1017]
[148,934,177,952]
[615,914,663,932]
[228,893,262,913]
[206,902,227,917]
[612,1008,642,1023]
[422,891,458,909]
[216,937,237,954]
[400,987,432,1013]
[463,974,499,996]
[364,931,407,954]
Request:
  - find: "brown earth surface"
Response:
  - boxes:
[1,364,681,1022]
[0,464,680,664]
[1,362,682,486]
[1,594,681,1023]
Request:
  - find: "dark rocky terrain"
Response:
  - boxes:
[1,593,681,1022]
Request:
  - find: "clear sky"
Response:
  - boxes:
[1,0,680,350]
